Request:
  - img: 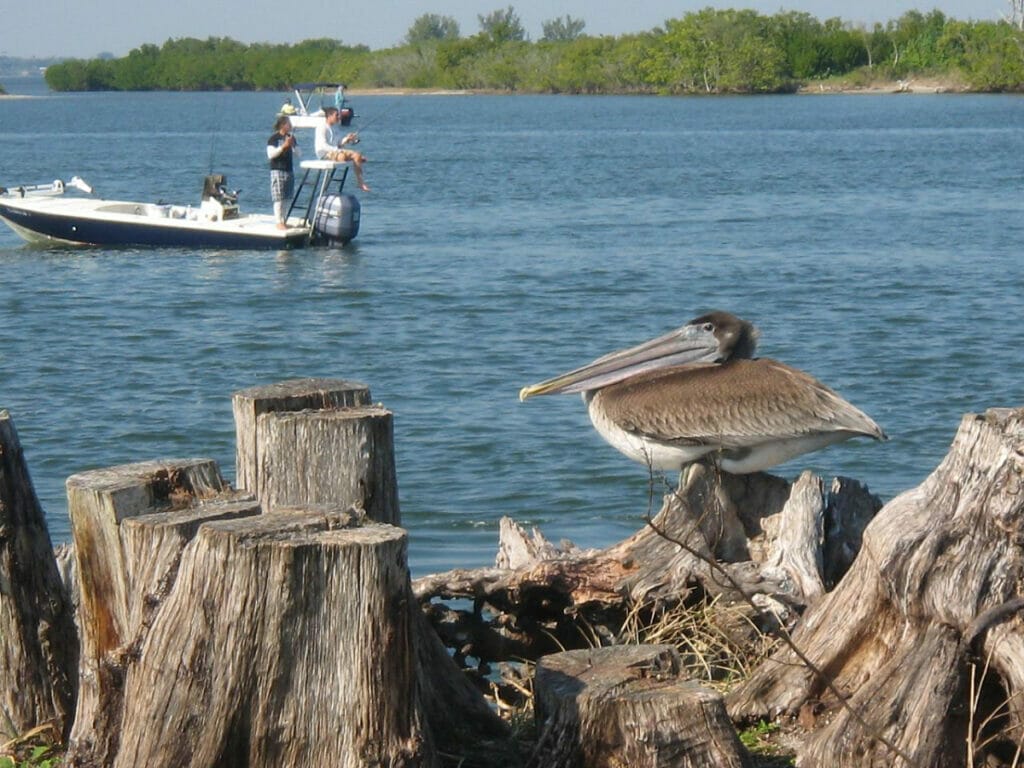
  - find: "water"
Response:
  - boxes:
[2,81,1023,575]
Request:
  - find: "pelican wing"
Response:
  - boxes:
[593,358,886,450]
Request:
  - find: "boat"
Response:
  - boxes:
[278,82,354,129]
[0,161,360,249]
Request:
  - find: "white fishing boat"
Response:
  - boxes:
[278,82,354,129]
[0,161,360,249]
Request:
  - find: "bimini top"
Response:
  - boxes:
[293,82,348,91]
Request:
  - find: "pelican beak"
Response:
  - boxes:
[519,323,723,401]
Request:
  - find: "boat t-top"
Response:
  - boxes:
[278,82,354,128]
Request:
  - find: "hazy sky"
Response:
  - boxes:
[3,0,1005,59]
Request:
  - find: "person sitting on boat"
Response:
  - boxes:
[267,115,299,230]
[315,107,370,192]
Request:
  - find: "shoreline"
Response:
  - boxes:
[0,78,978,99]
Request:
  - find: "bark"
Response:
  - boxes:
[64,458,251,765]
[728,407,1024,768]
[414,466,881,665]
[254,406,400,524]
[529,645,752,768]
[113,509,435,768]
[231,377,372,495]
[0,411,77,740]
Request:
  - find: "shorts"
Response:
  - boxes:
[270,170,293,203]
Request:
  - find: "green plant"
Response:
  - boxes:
[0,723,63,768]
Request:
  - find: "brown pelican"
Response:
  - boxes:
[519,311,886,474]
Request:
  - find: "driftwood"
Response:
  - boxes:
[529,644,751,768]
[414,466,882,669]
[0,411,77,741]
[728,407,1024,767]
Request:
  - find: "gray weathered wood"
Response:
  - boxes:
[760,471,827,603]
[64,459,256,766]
[0,411,77,740]
[414,468,882,664]
[729,407,1024,768]
[232,378,371,494]
[113,509,435,768]
[255,405,400,524]
[530,645,752,768]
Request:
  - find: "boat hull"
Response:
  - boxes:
[0,198,310,249]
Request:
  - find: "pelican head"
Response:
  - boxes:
[519,310,758,401]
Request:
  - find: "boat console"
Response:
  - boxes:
[201,174,239,220]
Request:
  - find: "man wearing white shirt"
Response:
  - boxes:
[315,107,370,192]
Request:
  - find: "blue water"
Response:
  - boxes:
[2,79,1023,575]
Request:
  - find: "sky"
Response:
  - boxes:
[2,0,1006,59]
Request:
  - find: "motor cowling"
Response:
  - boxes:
[312,193,360,245]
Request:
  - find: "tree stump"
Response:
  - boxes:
[728,407,1024,768]
[231,378,371,494]
[254,406,400,524]
[0,410,77,740]
[529,645,752,768]
[232,378,399,524]
[113,509,435,768]
[64,458,256,765]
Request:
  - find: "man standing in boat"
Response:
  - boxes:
[267,115,299,230]
[315,107,370,192]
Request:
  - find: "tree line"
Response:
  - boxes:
[43,6,1024,94]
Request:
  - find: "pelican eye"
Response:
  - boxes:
[702,323,715,331]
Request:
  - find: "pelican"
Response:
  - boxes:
[518,311,886,474]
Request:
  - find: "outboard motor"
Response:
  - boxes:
[313,193,360,245]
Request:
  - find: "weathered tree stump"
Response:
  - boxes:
[113,509,435,768]
[728,407,1024,768]
[0,411,77,740]
[231,377,371,494]
[529,644,752,768]
[64,459,257,765]
[233,378,399,524]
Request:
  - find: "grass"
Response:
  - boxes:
[0,724,62,768]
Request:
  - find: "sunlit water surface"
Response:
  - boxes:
[2,78,1022,574]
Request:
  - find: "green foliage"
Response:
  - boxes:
[40,9,1024,94]
[0,740,62,768]
[45,36,368,91]
[541,15,586,42]
[965,21,1024,90]
[405,14,460,44]
[478,6,526,44]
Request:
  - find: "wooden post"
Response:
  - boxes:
[0,411,77,740]
[112,508,435,768]
[65,459,257,766]
[231,378,372,494]
[530,645,752,768]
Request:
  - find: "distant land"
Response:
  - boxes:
[0,56,66,78]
